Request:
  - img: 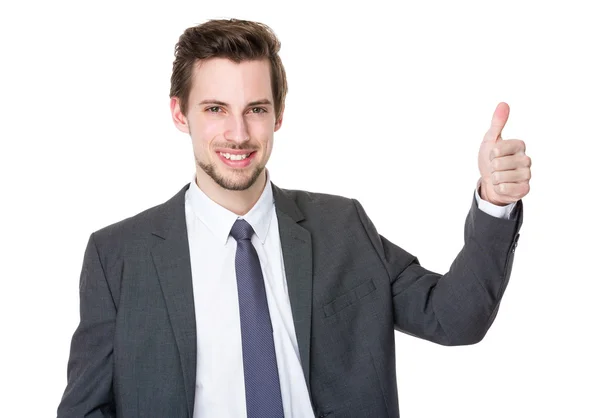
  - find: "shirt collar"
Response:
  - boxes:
[186,169,275,246]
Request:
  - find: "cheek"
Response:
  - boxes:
[191,119,222,148]
[251,121,275,144]
[261,136,274,160]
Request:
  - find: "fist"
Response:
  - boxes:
[478,102,532,206]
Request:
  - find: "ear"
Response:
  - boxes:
[170,97,190,134]
[274,103,285,132]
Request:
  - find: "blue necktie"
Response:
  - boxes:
[230,219,284,418]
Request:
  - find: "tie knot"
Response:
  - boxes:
[230,219,255,242]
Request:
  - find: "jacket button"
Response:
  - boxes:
[511,233,520,253]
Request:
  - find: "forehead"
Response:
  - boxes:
[190,57,273,102]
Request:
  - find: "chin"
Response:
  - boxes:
[218,176,256,191]
[196,152,267,191]
[210,167,264,192]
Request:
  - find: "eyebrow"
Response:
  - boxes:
[198,99,273,107]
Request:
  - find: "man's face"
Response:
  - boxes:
[171,58,283,191]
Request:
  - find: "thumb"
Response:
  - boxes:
[483,102,510,142]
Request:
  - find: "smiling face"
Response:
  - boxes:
[171,57,283,192]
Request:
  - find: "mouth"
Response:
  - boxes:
[216,150,257,168]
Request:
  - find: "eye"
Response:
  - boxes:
[207,106,222,113]
[250,107,267,114]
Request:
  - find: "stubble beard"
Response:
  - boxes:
[195,153,264,191]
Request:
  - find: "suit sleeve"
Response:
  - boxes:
[352,191,523,346]
[57,233,117,417]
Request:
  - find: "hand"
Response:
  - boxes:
[477,102,532,206]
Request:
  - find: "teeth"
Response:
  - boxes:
[220,152,250,161]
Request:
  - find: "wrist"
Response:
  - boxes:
[479,180,507,206]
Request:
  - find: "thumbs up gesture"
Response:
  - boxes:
[478,102,532,206]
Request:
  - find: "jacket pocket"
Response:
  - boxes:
[323,278,376,318]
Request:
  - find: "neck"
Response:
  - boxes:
[194,169,267,216]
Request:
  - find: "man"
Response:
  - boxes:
[57,18,531,418]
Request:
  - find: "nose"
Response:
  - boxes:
[223,114,250,144]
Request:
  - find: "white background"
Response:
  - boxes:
[1,0,598,417]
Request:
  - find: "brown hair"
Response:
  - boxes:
[170,18,288,121]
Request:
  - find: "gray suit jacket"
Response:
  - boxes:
[57,181,523,418]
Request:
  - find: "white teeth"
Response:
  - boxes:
[220,152,250,161]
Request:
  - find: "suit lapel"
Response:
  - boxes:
[149,183,196,418]
[272,183,314,394]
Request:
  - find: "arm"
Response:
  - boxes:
[57,233,116,417]
[352,191,523,346]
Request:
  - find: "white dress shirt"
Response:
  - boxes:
[185,171,516,418]
[186,169,314,418]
